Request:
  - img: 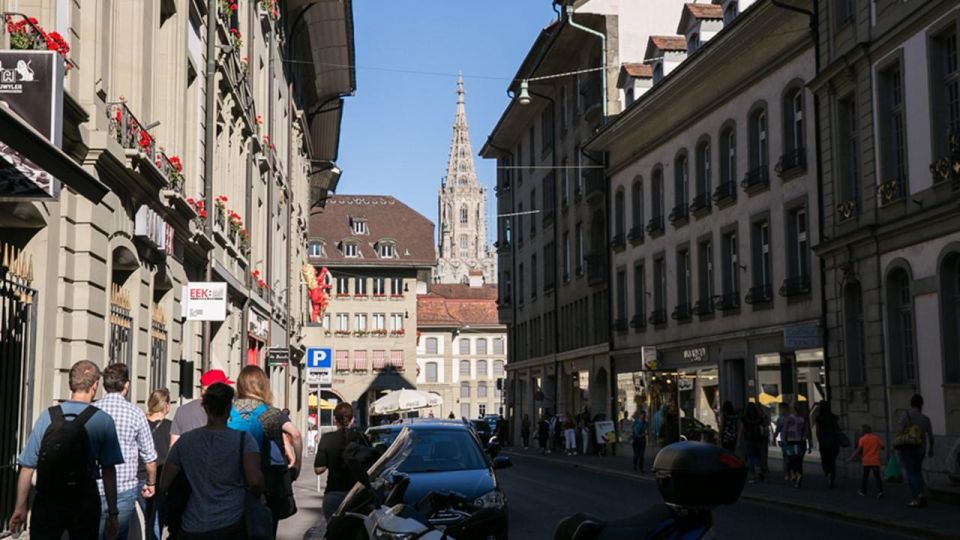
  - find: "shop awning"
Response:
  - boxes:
[0,103,108,203]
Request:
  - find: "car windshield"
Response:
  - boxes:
[367,428,400,448]
[397,428,488,474]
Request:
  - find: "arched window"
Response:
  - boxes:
[477,360,488,377]
[719,124,736,189]
[671,152,689,222]
[614,187,625,239]
[459,338,471,355]
[425,362,438,383]
[695,138,711,204]
[460,382,470,398]
[783,87,805,155]
[886,268,916,384]
[425,337,438,354]
[631,178,643,232]
[460,359,471,376]
[478,381,488,398]
[476,338,487,354]
[844,282,866,385]
[749,107,769,173]
[941,253,960,383]
[460,205,468,224]
[651,167,664,220]
[494,360,505,375]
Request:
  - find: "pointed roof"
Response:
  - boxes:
[444,73,479,188]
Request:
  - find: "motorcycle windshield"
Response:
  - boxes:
[368,426,415,484]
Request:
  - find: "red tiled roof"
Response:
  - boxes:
[308,195,435,266]
[427,284,498,300]
[649,35,687,52]
[417,284,501,327]
[685,3,723,20]
[621,63,653,79]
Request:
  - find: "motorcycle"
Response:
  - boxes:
[326,427,500,540]
[554,441,747,540]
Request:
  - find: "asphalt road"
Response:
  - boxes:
[497,454,919,540]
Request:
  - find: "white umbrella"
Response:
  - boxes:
[370,389,442,415]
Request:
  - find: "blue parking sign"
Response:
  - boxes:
[305,347,332,369]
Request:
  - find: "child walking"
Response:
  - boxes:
[849,424,884,498]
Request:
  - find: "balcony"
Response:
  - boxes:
[671,303,692,321]
[836,198,857,222]
[780,275,811,297]
[713,181,737,206]
[613,318,628,333]
[584,169,605,204]
[648,309,667,326]
[745,284,773,305]
[931,132,960,191]
[155,151,185,196]
[107,101,157,159]
[628,225,645,244]
[877,178,904,206]
[585,253,606,286]
[713,292,740,312]
[690,192,711,216]
[776,147,807,178]
[741,167,770,194]
[694,299,714,317]
[630,314,647,330]
[668,203,689,226]
[646,216,664,236]
[611,233,626,251]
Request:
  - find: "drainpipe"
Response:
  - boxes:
[202,0,218,371]
[285,79,295,411]
[566,5,607,121]
[266,27,275,368]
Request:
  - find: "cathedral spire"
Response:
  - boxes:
[444,72,478,188]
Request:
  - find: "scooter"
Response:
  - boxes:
[553,441,747,540]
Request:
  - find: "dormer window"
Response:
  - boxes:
[343,242,358,258]
[687,33,700,54]
[308,242,325,258]
[350,217,368,235]
[378,241,396,258]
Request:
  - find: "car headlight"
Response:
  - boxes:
[473,489,506,508]
[373,527,417,540]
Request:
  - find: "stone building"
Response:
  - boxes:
[435,75,497,285]
[480,0,688,443]
[0,0,354,522]
[811,0,960,484]
[304,195,435,427]
[416,280,508,420]
[589,0,822,441]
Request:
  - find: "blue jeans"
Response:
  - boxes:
[899,447,926,499]
[632,439,646,471]
[99,486,139,539]
[139,490,163,540]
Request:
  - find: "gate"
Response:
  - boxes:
[0,244,37,527]
[109,284,133,368]
[150,303,168,391]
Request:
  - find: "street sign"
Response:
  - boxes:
[783,325,821,350]
[306,368,332,385]
[267,347,290,367]
[305,347,332,369]
[184,282,227,321]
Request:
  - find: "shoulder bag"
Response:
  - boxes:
[893,413,923,449]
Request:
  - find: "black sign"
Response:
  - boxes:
[267,347,290,367]
[0,50,63,200]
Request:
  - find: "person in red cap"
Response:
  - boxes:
[169,369,234,448]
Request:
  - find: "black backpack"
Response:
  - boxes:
[35,405,97,495]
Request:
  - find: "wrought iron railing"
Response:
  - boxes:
[611,233,626,250]
[695,298,714,316]
[646,215,664,235]
[648,309,667,325]
[779,275,811,297]
[612,318,628,332]
[630,314,647,329]
[776,147,807,176]
[628,225,644,243]
[671,303,692,321]
[690,192,711,214]
[713,181,737,204]
[741,166,770,193]
[745,284,773,305]
[155,151,184,194]
[668,203,689,224]
[713,291,740,311]
[107,101,156,159]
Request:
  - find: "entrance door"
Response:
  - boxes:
[722,358,746,411]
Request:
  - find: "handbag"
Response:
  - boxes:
[883,454,903,483]
[239,432,276,540]
[893,413,923,449]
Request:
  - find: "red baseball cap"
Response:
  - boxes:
[200,369,234,387]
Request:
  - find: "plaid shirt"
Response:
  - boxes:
[95,393,157,494]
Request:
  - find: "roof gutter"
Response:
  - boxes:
[565,5,607,121]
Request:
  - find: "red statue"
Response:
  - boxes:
[302,264,332,323]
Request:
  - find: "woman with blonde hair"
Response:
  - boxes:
[228,365,303,532]
[142,388,172,540]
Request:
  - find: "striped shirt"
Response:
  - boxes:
[96,393,158,494]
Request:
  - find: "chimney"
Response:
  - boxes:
[468,269,483,288]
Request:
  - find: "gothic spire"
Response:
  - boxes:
[444,72,478,188]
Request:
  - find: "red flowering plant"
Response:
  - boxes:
[228,210,244,242]
[229,28,243,50]
[5,15,73,68]
[155,150,185,191]
[239,228,250,254]
[187,197,206,225]
[218,1,239,25]
[259,0,280,20]
[214,195,228,229]
[251,269,267,293]
[241,56,250,76]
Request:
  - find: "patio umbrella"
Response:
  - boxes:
[369,389,442,415]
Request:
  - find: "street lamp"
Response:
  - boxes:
[517,80,531,106]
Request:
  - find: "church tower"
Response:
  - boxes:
[435,74,497,285]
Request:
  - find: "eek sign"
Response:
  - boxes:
[184,282,227,321]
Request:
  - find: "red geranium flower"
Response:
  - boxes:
[170,156,183,172]
[138,130,153,150]
[199,209,208,218]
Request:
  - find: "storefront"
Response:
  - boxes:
[247,309,269,366]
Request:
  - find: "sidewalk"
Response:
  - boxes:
[504,446,960,540]
[277,461,328,540]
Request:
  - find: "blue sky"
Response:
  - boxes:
[337,1,556,238]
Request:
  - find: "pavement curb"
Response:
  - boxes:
[505,450,955,540]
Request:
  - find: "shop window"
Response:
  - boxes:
[886,268,916,384]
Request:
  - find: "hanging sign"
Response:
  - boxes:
[184,282,227,321]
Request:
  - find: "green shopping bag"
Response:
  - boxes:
[884,454,903,483]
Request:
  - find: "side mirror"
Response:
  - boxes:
[493,455,512,469]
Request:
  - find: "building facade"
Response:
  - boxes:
[590,0,821,441]
[481,0,688,443]
[0,0,354,523]
[416,281,508,420]
[305,195,435,427]
[812,0,960,483]
[435,75,497,285]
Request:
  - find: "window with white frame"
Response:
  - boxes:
[493,339,504,355]
[355,277,367,296]
[354,313,367,331]
[322,313,330,330]
[373,277,386,296]
[789,208,809,280]
[391,277,403,295]
[494,359,504,375]
[723,231,739,296]
[336,313,349,331]
[460,382,470,399]
[372,313,385,331]
[379,243,395,258]
[336,277,349,295]
[699,240,713,306]
[426,362,438,383]
[459,338,470,355]
[720,126,736,187]
[309,242,324,257]
[425,337,438,354]
[343,242,358,258]
[351,218,368,235]
[478,381,488,398]
[390,313,403,331]
[476,339,487,354]
[460,235,469,258]
[477,359,488,377]
[460,360,471,376]
[879,62,907,195]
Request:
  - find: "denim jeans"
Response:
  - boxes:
[632,439,646,471]
[139,490,164,540]
[899,447,926,499]
[99,485,139,539]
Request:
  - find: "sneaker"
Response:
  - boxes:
[858,491,867,497]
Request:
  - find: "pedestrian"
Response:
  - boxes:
[759,404,772,476]
[160,383,264,539]
[315,402,365,519]
[521,414,531,449]
[579,417,591,456]
[170,369,235,447]
[813,400,843,489]
[718,401,739,452]
[563,414,577,455]
[660,403,680,446]
[740,402,766,483]
[95,363,159,539]
[777,402,810,488]
[7,360,124,540]
[537,416,550,455]
[894,394,934,508]
[652,404,666,446]
[229,365,302,531]
[143,388,173,540]
[849,424,884,498]
[448,411,455,419]
[631,411,648,473]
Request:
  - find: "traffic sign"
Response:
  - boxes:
[306,368,332,385]
[305,347,332,369]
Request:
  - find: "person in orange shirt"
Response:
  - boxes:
[849,424,884,498]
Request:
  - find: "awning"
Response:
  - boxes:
[0,102,108,203]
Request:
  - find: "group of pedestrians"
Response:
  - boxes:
[526,409,616,457]
[8,360,303,540]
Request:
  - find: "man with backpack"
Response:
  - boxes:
[95,363,158,539]
[8,360,124,539]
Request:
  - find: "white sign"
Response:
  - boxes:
[185,282,227,321]
[595,420,616,444]
[642,346,659,370]
[683,347,707,362]
[135,206,169,251]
